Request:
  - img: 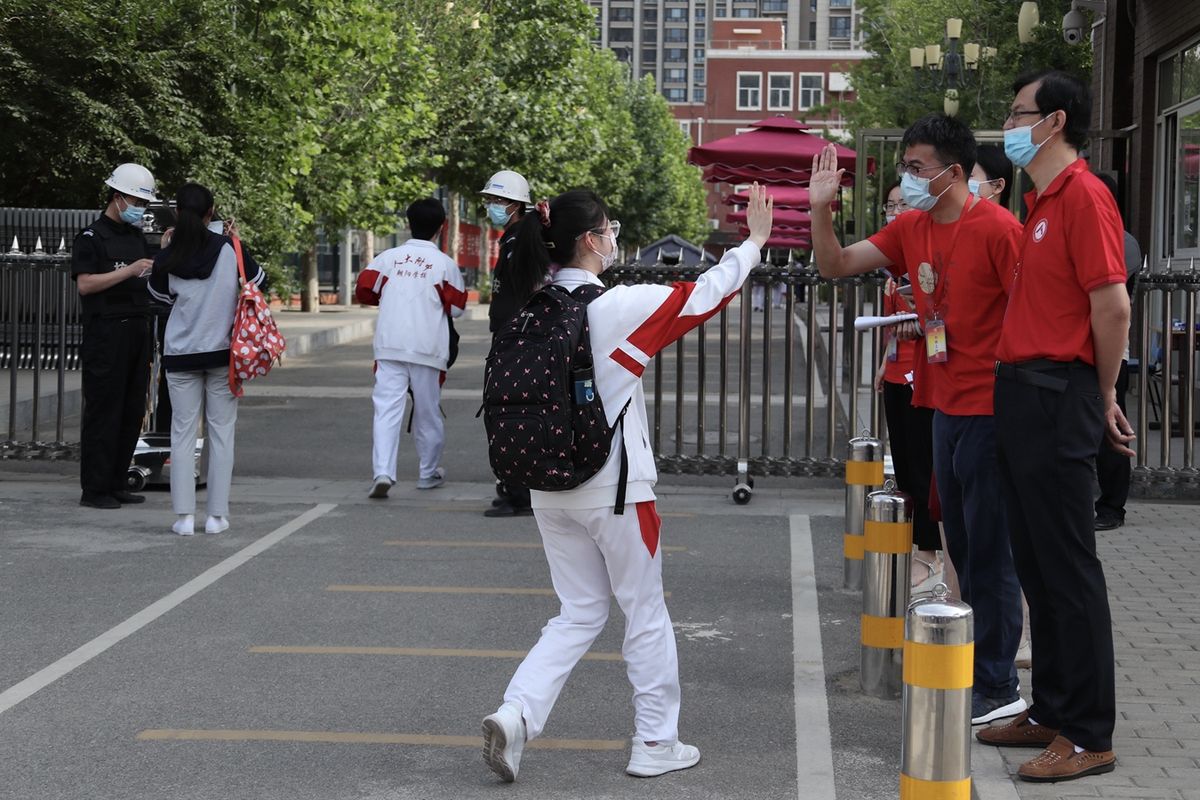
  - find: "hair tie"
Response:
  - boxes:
[534,200,551,228]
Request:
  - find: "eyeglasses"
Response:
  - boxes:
[121,193,150,209]
[895,161,950,178]
[581,220,620,239]
[1005,108,1043,123]
[883,201,909,213]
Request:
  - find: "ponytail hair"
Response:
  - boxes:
[507,189,609,305]
[162,182,215,276]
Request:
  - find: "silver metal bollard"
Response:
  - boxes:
[843,433,883,590]
[861,480,912,698]
[900,584,973,799]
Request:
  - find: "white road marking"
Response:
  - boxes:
[791,514,837,799]
[0,504,337,715]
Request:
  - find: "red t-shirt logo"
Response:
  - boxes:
[1033,218,1049,242]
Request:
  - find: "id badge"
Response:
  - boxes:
[886,334,898,363]
[925,318,948,364]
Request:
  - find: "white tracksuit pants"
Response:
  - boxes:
[371,359,444,482]
[167,367,237,517]
[504,502,681,743]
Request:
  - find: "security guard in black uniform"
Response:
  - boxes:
[72,163,160,508]
[480,169,534,517]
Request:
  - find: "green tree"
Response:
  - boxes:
[845,0,1093,133]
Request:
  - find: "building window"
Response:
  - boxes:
[809,0,817,10]
[665,88,687,102]
[809,20,817,40]
[768,72,793,110]
[642,8,657,22]
[733,8,754,17]
[610,28,634,42]
[665,27,688,42]
[1157,41,1200,260]
[666,7,687,21]
[763,0,787,11]
[611,7,634,21]
[665,47,687,62]
[799,73,824,109]
[829,16,852,39]
[693,87,706,103]
[714,2,727,16]
[642,48,657,63]
[737,72,762,110]
[694,66,705,82]
[695,7,706,20]
[643,28,657,42]
[694,47,706,63]
[666,67,686,82]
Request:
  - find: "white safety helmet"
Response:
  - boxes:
[479,170,531,205]
[104,163,159,203]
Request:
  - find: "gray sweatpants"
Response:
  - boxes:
[167,367,238,517]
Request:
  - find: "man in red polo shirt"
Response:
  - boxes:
[809,114,1025,726]
[975,70,1133,784]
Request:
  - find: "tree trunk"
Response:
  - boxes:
[302,243,319,313]
[339,228,353,307]
[446,191,461,264]
[359,228,375,266]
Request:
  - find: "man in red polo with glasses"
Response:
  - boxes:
[976,69,1134,784]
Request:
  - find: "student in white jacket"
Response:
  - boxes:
[355,199,466,497]
[481,185,773,782]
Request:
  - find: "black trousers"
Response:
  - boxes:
[882,381,940,551]
[1094,360,1130,521]
[80,316,152,496]
[994,360,1116,752]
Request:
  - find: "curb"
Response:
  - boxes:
[971,739,1022,800]
[279,315,376,359]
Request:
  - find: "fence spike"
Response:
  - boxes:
[8,236,20,254]
[56,237,67,255]
[34,236,44,254]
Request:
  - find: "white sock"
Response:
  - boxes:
[1027,716,1038,726]
[1074,744,1085,754]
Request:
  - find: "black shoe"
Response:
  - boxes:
[80,493,120,509]
[112,490,145,504]
[491,496,507,508]
[1094,515,1124,531]
[484,500,534,518]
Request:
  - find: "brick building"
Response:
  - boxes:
[1090,0,1200,271]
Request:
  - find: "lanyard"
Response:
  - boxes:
[922,193,976,316]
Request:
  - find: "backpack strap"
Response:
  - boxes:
[613,399,632,516]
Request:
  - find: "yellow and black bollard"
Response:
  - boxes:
[843,433,883,591]
[860,480,912,699]
[900,584,974,800]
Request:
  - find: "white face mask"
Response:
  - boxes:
[884,214,897,227]
[589,231,618,271]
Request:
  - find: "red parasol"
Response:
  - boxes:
[689,117,868,186]
[726,186,813,209]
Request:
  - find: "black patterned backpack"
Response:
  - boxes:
[481,284,631,513]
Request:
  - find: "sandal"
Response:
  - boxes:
[911,555,943,591]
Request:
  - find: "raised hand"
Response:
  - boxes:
[809,144,845,208]
[745,182,774,250]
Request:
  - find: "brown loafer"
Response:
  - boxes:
[975,710,1058,747]
[1018,735,1116,782]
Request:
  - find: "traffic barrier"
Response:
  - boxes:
[861,480,911,698]
[900,583,973,800]
[843,433,883,591]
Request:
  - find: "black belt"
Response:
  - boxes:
[994,360,1071,392]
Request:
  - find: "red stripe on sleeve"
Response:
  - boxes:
[610,347,645,377]
[438,282,469,314]
[635,500,661,557]
[626,281,738,358]
[355,269,384,306]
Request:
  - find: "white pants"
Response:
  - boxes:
[504,503,681,743]
[371,360,444,481]
[167,367,237,517]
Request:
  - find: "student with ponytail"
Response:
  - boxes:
[481,185,773,783]
[148,183,266,536]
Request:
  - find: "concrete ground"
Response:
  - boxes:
[0,304,1197,800]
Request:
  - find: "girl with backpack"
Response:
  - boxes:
[148,183,266,536]
[481,184,773,782]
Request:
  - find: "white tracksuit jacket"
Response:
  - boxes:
[530,239,762,510]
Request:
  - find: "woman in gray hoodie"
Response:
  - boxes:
[149,183,266,536]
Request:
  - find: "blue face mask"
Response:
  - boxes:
[486,203,513,228]
[1004,115,1053,168]
[900,166,953,213]
[968,179,981,197]
[118,196,146,225]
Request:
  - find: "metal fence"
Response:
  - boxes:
[4,245,1199,498]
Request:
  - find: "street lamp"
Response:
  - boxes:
[909,18,996,116]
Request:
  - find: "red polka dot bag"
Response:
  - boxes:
[228,236,285,397]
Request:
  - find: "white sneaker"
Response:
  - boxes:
[172,515,195,536]
[482,701,526,782]
[416,467,445,490]
[205,515,229,534]
[368,475,393,498]
[626,738,701,777]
